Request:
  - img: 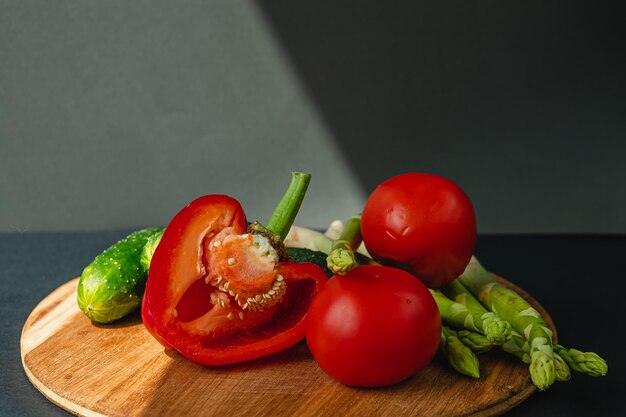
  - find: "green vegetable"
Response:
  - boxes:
[77,228,164,323]
[456,330,493,353]
[552,353,571,382]
[265,172,311,242]
[440,326,480,378]
[442,279,510,347]
[502,330,571,381]
[553,345,608,377]
[458,256,556,390]
[501,329,532,364]
[442,279,488,312]
[429,289,512,345]
[286,218,378,277]
[326,215,363,275]
[286,247,334,277]
[140,229,164,271]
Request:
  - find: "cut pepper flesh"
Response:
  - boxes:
[141,194,327,365]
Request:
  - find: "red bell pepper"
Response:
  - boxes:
[142,173,328,366]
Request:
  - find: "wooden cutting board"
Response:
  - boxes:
[21,227,556,417]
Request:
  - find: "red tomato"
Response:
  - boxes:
[306,266,441,387]
[142,194,328,366]
[361,173,476,288]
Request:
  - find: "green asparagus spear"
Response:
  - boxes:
[502,330,571,381]
[502,332,606,378]
[326,215,363,275]
[441,326,480,378]
[501,330,531,364]
[429,289,511,345]
[288,221,377,267]
[443,279,488,312]
[442,279,511,349]
[552,354,571,382]
[458,256,556,390]
[456,330,493,353]
[553,345,608,377]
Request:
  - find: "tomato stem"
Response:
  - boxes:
[264,172,311,242]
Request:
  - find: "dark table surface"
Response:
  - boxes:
[1,230,623,417]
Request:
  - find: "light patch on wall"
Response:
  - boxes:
[0,1,366,231]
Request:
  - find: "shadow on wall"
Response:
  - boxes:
[254,1,626,233]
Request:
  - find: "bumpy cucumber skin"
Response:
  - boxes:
[140,229,164,271]
[286,247,334,278]
[77,228,164,323]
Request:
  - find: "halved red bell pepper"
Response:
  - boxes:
[142,174,328,366]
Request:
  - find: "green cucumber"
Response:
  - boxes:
[77,227,164,323]
[140,229,164,271]
[286,247,334,278]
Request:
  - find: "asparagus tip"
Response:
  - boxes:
[564,347,608,377]
[446,337,481,378]
[553,353,571,382]
[326,248,357,275]
[529,352,556,391]
[483,316,512,346]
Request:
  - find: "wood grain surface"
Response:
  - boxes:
[21,226,556,417]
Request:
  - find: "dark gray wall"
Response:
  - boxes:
[2,1,625,233]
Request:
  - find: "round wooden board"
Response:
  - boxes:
[21,227,556,417]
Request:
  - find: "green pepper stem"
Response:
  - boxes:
[264,172,311,242]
